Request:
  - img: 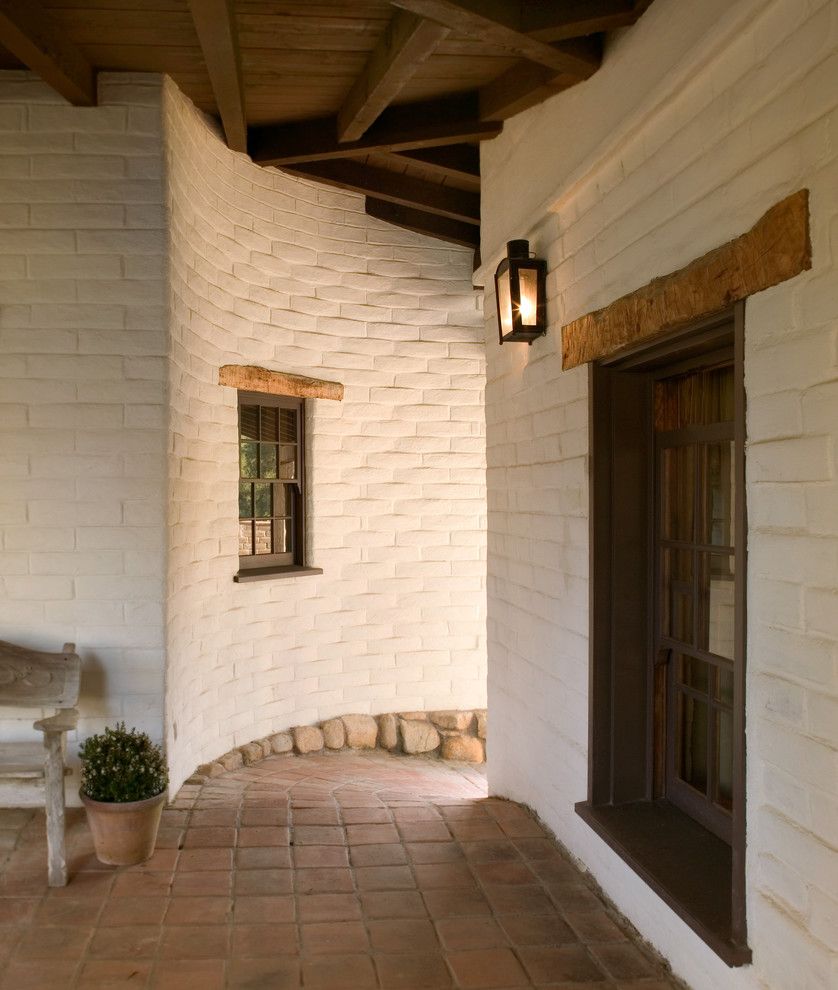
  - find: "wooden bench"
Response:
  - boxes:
[0,640,81,886]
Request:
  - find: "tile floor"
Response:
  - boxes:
[0,751,683,989]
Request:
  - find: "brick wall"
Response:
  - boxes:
[163,81,486,793]
[0,73,167,792]
[481,0,837,988]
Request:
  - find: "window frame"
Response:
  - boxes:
[575,305,749,966]
[234,390,320,582]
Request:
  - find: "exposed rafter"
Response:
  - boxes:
[282,160,479,225]
[365,197,479,249]
[337,10,449,143]
[390,0,600,78]
[188,0,247,152]
[391,145,481,190]
[0,0,95,105]
[479,58,579,121]
[249,96,502,166]
[521,0,639,41]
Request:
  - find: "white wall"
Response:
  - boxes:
[163,82,486,792]
[481,1,838,988]
[0,73,167,795]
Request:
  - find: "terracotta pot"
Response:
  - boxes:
[80,791,166,866]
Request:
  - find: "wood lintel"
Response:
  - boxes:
[561,189,811,369]
[219,365,344,401]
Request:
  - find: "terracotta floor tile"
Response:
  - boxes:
[226,957,299,990]
[414,862,477,888]
[449,821,507,842]
[436,916,509,950]
[0,898,38,925]
[235,845,291,869]
[529,856,580,885]
[302,952,378,989]
[514,838,561,860]
[354,864,416,890]
[295,866,354,894]
[154,828,184,850]
[99,896,168,926]
[170,871,231,897]
[460,840,522,863]
[349,842,408,867]
[150,959,226,990]
[484,885,558,916]
[14,924,91,960]
[398,822,452,843]
[125,849,179,873]
[189,809,238,827]
[407,842,464,864]
[88,925,161,959]
[518,945,607,984]
[230,921,298,955]
[548,883,605,914]
[0,959,77,989]
[589,942,660,980]
[110,872,172,898]
[234,868,292,895]
[237,826,289,847]
[499,819,546,839]
[177,847,233,872]
[361,889,428,919]
[293,844,349,868]
[376,951,453,988]
[33,896,104,926]
[447,947,530,988]
[54,872,114,898]
[293,806,341,825]
[392,806,443,822]
[76,958,153,988]
[297,893,362,922]
[232,894,295,924]
[340,806,392,824]
[472,860,537,886]
[182,827,235,848]
[563,909,629,942]
[346,823,400,845]
[500,913,577,946]
[240,807,289,826]
[164,896,231,925]
[369,917,441,953]
[300,919,370,953]
[292,825,345,845]
[422,887,492,919]
[159,924,230,959]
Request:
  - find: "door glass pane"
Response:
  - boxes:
[261,407,279,442]
[254,520,272,555]
[717,666,734,705]
[660,445,695,541]
[238,482,252,519]
[661,549,693,644]
[701,552,735,659]
[260,444,278,479]
[279,445,297,481]
[240,406,259,440]
[238,520,253,555]
[705,441,735,546]
[680,654,710,694]
[678,692,709,794]
[716,709,733,811]
[253,482,272,518]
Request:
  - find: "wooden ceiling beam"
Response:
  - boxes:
[282,159,479,225]
[389,0,600,78]
[188,0,247,152]
[365,197,479,249]
[337,10,449,142]
[0,0,95,105]
[249,95,501,166]
[391,145,480,189]
[479,59,577,121]
[521,0,638,42]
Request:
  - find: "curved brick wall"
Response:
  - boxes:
[163,80,487,793]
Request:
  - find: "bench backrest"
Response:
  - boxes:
[0,641,81,709]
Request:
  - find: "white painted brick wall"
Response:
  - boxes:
[0,73,167,798]
[481,1,838,988]
[163,81,486,792]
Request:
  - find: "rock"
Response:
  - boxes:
[322,718,346,750]
[270,732,293,754]
[218,750,243,772]
[185,774,206,785]
[257,738,273,759]
[430,711,473,731]
[342,714,378,749]
[476,711,487,740]
[378,713,399,750]
[239,742,264,766]
[399,711,428,721]
[400,718,440,754]
[196,762,225,778]
[441,736,484,763]
[293,725,324,754]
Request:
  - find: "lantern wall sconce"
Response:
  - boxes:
[494,239,547,345]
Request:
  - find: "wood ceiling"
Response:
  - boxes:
[0,1,654,255]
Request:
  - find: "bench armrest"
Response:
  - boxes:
[34,709,78,735]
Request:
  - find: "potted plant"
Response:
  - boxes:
[79,722,169,866]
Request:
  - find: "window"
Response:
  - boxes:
[235,391,319,581]
[577,307,749,966]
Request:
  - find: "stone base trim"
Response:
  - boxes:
[189,709,486,782]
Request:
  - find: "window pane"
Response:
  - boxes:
[680,654,709,694]
[240,405,259,440]
[716,709,734,811]
[238,482,252,519]
[254,520,272,555]
[280,409,297,443]
[701,552,735,659]
[260,407,279,442]
[279,445,297,481]
[260,443,278,479]
[660,445,695,542]
[280,484,294,515]
[678,692,709,794]
[717,666,734,705]
[274,518,292,554]
[240,441,258,479]
[661,548,693,644]
[703,365,734,424]
[253,482,272,518]
[238,520,253,555]
[705,441,735,546]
